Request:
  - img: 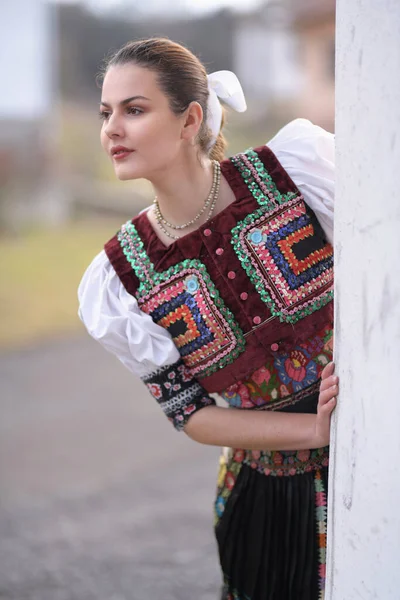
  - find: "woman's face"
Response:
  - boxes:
[100,64,185,181]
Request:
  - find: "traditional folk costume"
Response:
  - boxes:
[78,116,334,600]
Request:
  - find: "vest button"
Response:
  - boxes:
[216,247,224,255]
[240,292,248,301]
[250,229,263,244]
[253,316,261,325]
[204,228,211,237]
[271,343,279,352]
[228,271,236,280]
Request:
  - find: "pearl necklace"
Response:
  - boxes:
[153,160,221,240]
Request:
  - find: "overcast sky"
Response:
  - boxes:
[54,0,265,17]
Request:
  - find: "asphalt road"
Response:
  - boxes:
[0,336,222,600]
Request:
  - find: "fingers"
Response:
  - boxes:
[319,395,337,416]
[319,362,338,395]
[319,374,339,393]
[319,363,338,404]
[319,384,338,406]
[321,361,335,380]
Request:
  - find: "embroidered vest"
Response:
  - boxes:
[105,146,334,395]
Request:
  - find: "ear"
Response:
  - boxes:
[181,101,204,141]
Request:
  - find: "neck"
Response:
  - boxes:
[150,150,214,225]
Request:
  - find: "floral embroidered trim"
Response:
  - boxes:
[221,325,333,410]
[118,221,246,377]
[241,446,329,478]
[314,470,328,599]
[254,380,321,411]
[142,359,215,430]
[230,150,333,324]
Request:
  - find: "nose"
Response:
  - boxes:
[104,113,124,139]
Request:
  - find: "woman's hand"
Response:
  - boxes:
[312,361,338,448]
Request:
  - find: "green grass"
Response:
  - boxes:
[0,219,122,350]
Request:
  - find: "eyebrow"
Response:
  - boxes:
[100,95,150,107]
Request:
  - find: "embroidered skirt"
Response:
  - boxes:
[214,390,329,600]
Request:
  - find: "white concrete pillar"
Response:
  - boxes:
[327,1,400,598]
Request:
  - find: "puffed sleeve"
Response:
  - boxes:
[77,250,216,430]
[267,118,334,244]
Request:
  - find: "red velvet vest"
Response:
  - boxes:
[105,146,334,395]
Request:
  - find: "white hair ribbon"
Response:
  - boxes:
[206,70,247,149]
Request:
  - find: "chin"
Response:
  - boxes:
[115,171,134,181]
[114,166,143,181]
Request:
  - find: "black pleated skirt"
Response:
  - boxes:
[214,450,329,600]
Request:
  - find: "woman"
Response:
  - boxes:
[78,38,338,600]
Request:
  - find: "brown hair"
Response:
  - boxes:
[101,37,227,162]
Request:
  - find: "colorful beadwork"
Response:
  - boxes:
[231,150,333,324]
[221,325,333,411]
[117,221,246,378]
[214,451,243,524]
[231,150,299,209]
[314,470,328,599]
[142,359,215,430]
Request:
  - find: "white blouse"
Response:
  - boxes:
[78,118,335,379]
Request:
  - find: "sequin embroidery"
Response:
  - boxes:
[117,221,246,378]
[231,150,334,324]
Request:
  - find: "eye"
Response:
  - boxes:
[99,110,110,121]
[127,107,143,116]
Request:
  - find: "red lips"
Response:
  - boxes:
[111,145,134,158]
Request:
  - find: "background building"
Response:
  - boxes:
[233,0,300,114]
[290,0,336,130]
